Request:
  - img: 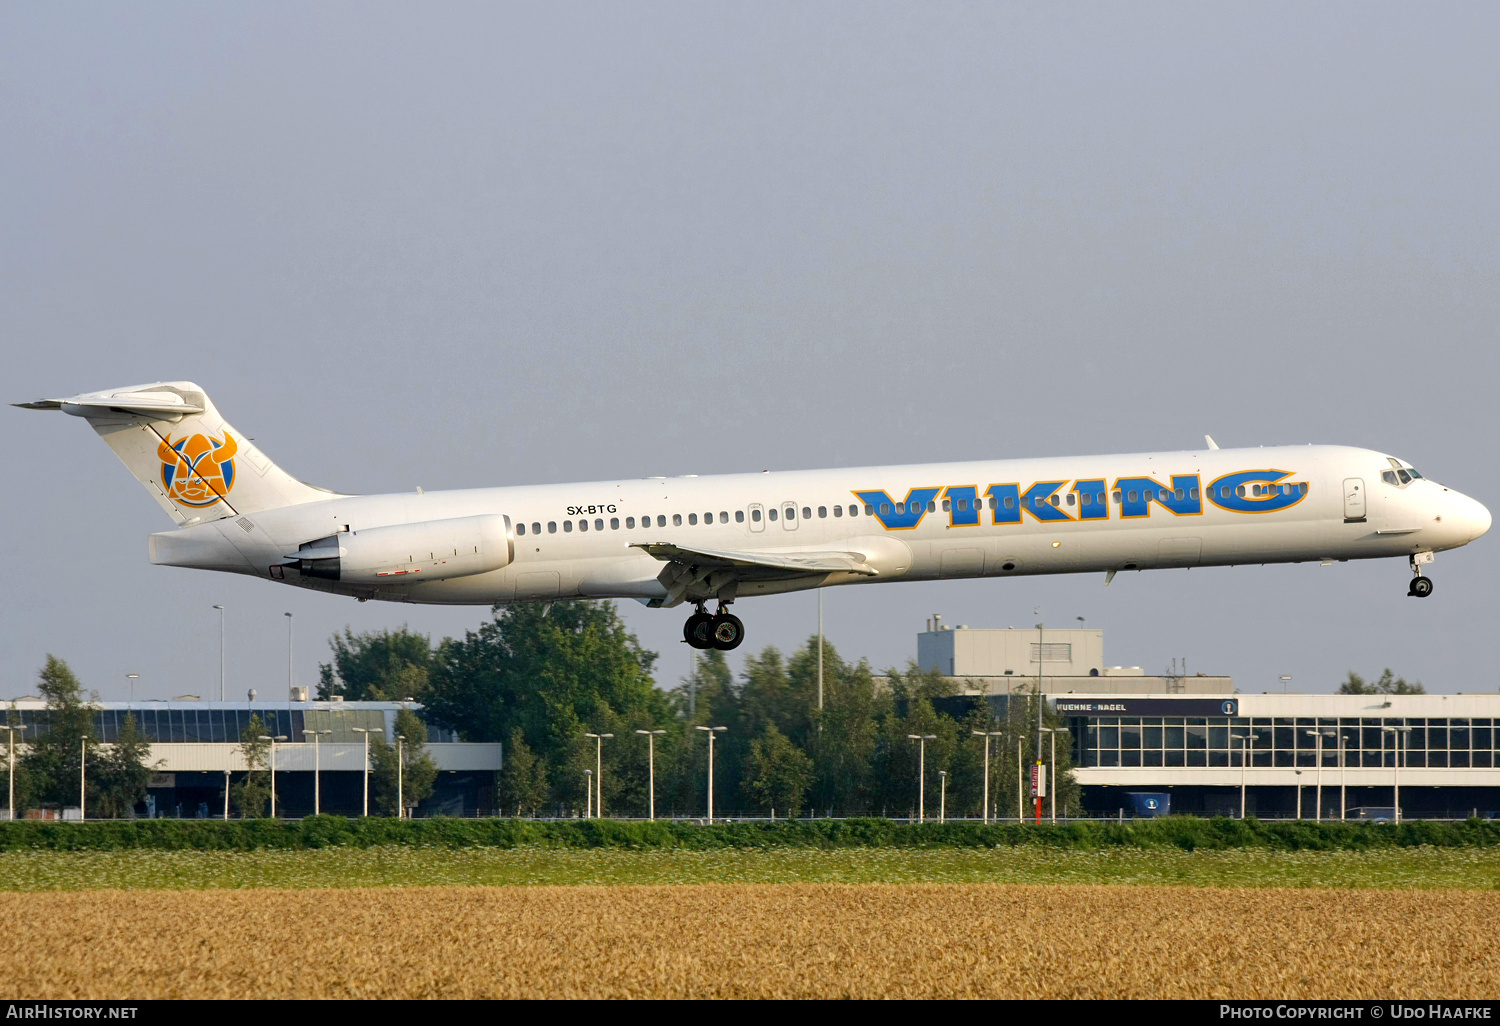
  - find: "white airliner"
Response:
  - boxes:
[20,382,1491,651]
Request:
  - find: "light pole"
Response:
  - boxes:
[1306,729,1336,822]
[1279,674,1293,694]
[938,770,946,823]
[126,673,139,702]
[396,734,406,819]
[972,730,1003,824]
[1039,727,1064,823]
[1383,725,1412,822]
[79,736,87,822]
[1338,733,1348,822]
[1034,614,1045,825]
[1232,734,1252,819]
[284,612,294,696]
[584,769,593,818]
[1294,769,1303,819]
[213,604,225,701]
[1016,738,1023,824]
[352,727,377,816]
[584,732,614,819]
[303,729,332,815]
[635,729,666,820]
[906,734,936,823]
[258,734,287,817]
[695,726,727,823]
[817,588,824,712]
[223,769,231,820]
[2,725,21,820]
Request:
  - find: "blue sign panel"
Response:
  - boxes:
[1053,698,1238,717]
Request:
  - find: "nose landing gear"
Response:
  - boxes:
[1408,551,1435,598]
[683,603,745,651]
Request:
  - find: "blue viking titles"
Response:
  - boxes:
[857,471,1309,531]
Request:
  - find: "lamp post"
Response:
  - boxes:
[905,734,936,823]
[583,732,614,819]
[584,769,593,819]
[396,734,406,819]
[1231,734,1252,819]
[1034,613,1045,825]
[972,730,1003,824]
[352,727,377,816]
[284,612,294,695]
[938,770,946,823]
[2,725,21,821]
[1016,739,1023,824]
[79,736,87,822]
[1038,727,1062,823]
[635,729,666,820]
[1383,725,1412,822]
[258,734,287,817]
[223,769,230,820]
[1294,768,1303,819]
[1279,674,1293,694]
[212,605,226,701]
[1338,734,1348,822]
[695,726,727,823]
[1306,729,1337,822]
[303,729,332,815]
[126,673,139,702]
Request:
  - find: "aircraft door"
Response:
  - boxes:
[782,502,798,530]
[748,503,765,533]
[1343,478,1366,523]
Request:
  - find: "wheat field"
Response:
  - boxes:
[3,883,1496,999]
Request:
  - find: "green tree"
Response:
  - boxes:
[1337,669,1425,695]
[318,626,433,701]
[20,656,100,812]
[233,714,273,817]
[371,708,438,816]
[424,601,666,789]
[746,723,814,816]
[92,713,157,819]
[498,727,550,817]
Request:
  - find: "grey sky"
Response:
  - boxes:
[4,3,1497,702]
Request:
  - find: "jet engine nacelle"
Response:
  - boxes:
[291,514,513,584]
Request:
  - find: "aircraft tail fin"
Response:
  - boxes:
[15,381,344,525]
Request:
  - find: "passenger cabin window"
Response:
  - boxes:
[689,513,698,525]
[517,523,526,535]
[862,504,872,515]
[657,515,667,527]
[626,517,636,528]
[880,503,892,515]
[595,518,604,531]
[768,508,778,521]
[706,511,715,523]
[752,509,762,522]
[802,506,812,519]
[579,519,588,532]
[736,510,745,523]
[833,505,843,517]
[611,518,619,529]
[673,514,682,526]
[719,512,728,523]
[532,522,541,534]
[563,521,573,533]
[548,522,557,534]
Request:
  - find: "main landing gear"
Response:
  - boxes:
[1408,552,1435,599]
[684,603,745,651]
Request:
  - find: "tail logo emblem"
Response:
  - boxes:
[157,431,237,507]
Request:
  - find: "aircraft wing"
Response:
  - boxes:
[631,542,878,576]
[630,541,878,607]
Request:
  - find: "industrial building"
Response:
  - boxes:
[918,614,1233,695]
[2,698,503,818]
[922,617,1500,819]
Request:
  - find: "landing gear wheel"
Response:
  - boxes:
[1409,576,1434,598]
[684,611,714,648]
[710,613,745,651]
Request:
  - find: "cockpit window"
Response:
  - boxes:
[1397,469,1412,484]
[1408,468,1423,479]
[1382,471,1399,486]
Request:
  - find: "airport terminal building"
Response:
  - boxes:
[3,698,503,818]
[921,618,1500,818]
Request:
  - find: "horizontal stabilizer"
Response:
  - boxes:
[631,542,878,576]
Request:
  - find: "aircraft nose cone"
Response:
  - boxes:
[1451,491,1491,543]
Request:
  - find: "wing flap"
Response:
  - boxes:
[631,542,878,576]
